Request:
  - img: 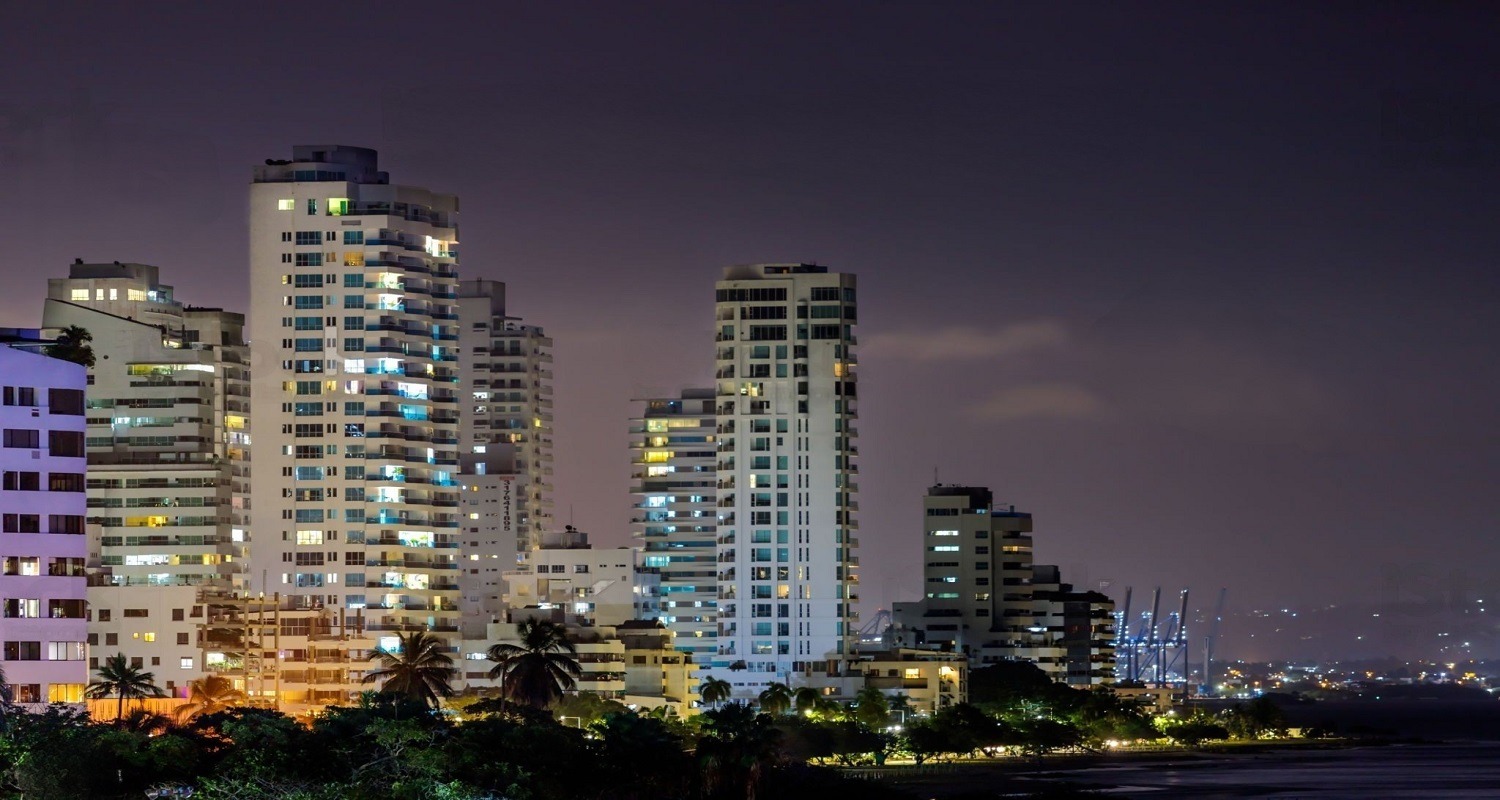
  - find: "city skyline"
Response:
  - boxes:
[0,3,1495,664]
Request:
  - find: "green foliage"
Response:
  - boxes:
[552,691,628,726]
[1223,695,1289,740]
[1155,710,1231,747]
[362,630,459,709]
[44,325,95,367]
[701,676,733,708]
[487,619,582,710]
[756,682,794,716]
[86,652,167,721]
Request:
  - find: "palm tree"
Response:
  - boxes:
[175,675,246,723]
[44,324,95,367]
[793,686,821,715]
[853,684,891,729]
[486,618,581,709]
[700,676,732,710]
[756,681,793,716]
[362,630,458,709]
[699,703,784,800]
[86,653,166,721]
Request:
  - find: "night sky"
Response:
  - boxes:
[2,2,1495,659]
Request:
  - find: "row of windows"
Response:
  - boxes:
[280,230,364,245]
[1,514,85,534]
[95,606,201,622]
[3,557,85,576]
[1,599,85,618]
[2,471,84,492]
[1,429,85,456]
[4,387,83,414]
[2,641,86,661]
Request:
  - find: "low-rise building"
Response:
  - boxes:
[855,648,966,715]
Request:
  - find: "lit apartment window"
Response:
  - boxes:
[277,199,295,211]
[69,289,89,301]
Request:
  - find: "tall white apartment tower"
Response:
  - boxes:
[42,261,250,696]
[710,264,859,695]
[455,280,553,554]
[247,147,463,670]
[629,389,718,661]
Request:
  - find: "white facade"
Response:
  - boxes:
[0,343,89,705]
[457,458,520,637]
[246,146,464,709]
[42,264,250,696]
[502,529,661,627]
[629,389,717,660]
[709,264,859,695]
[456,280,553,556]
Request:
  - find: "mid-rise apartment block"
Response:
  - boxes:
[0,341,89,706]
[629,389,717,660]
[710,264,860,695]
[42,261,250,696]
[894,485,1115,686]
[456,279,553,555]
[501,527,661,627]
[245,145,463,712]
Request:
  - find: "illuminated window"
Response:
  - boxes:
[295,530,325,545]
[69,289,89,301]
[904,668,921,680]
[48,683,85,703]
[328,198,350,216]
[277,199,295,211]
[643,451,672,463]
[142,632,156,642]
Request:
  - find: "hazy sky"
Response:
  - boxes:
[2,2,1495,654]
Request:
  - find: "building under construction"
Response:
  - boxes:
[198,590,374,716]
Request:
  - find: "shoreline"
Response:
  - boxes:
[844,740,1500,799]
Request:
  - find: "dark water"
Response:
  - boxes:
[1026,742,1500,798]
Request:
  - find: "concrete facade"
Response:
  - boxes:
[246,145,463,711]
[629,389,717,660]
[709,264,860,697]
[0,343,89,706]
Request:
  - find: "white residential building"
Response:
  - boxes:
[43,262,251,696]
[245,145,463,712]
[709,264,860,696]
[457,453,520,637]
[456,279,553,557]
[629,389,718,661]
[501,527,661,627]
[0,338,89,707]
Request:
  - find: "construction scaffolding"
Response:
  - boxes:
[198,590,373,715]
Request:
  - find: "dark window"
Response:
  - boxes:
[2,429,39,448]
[2,641,41,661]
[48,515,85,535]
[48,430,85,457]
[3,471,39,491]
[47,389,84,416]
[47,473,84,492]
[2,514,40,533]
